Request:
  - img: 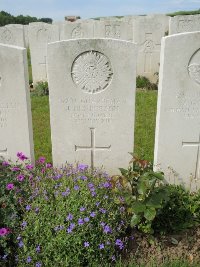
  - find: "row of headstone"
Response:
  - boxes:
[1,32,200,190]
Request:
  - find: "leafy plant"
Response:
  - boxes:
[17,163,130,266]
[31,81,49,97]
[136,76,158,90]
[114,156,169,234]
[152,185,200,233]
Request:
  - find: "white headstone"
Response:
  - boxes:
[169,15,200,35]
[48,39,136,173]
[133,15,169,82]
[94,20,133,41]
[0,44,34,162]
[28,22,59,83]
[154,32,200,191]
[24,25,29,48]
[0,24,25,47]
[60,21,94,40]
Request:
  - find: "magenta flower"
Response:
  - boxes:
[46,163,52,169]
[0,228,10,236]
[6,183,14,190]
[17,152,28,161]
[38,156,46,164]
[17,174,25,182]
[2,161,9,166]
[26,164,34,170]
[11,166,20,171]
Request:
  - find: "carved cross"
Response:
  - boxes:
[182,134,200,180]
[75,128,111,169]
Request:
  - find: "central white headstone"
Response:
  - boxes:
[154,32,200,191]
[0,44,34,162]
[48,39,136,173]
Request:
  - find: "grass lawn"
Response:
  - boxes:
[31,90,158,163]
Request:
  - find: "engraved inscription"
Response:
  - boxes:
[39,56,47,78]
[71,51,113,94]
[105,25,120,38]
[71,26,83,38]
[60,97,123,124]
[182,133,200,180]
[188,48,200,85]
[1,29,13,43]
[75,127,111,169]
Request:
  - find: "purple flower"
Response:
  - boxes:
[26,205,31,211]
[90,212,96,218]
[35,207,39,214]
[17,152,28,161]
[0,228,10,236]
[80,207,86,212]
[18,241,24,248]
[84,217,89,222]
[26,164,34,170]
[111,255,116,262]
[46,163,52,169]
[74,185,80,191]
[36,245,40,253]
[91,191,96,197]
[78,218,84,225]
[96,202,100,207]
[120,206,125,212]
[17,174,25,182]
[99,208,106,214]
[84,241,89,247]
[26,256,32,263]
[80,175,87,181]
[66,213,73,221]
[103,182,111,188]
[2,254,7,260]
[2,161,9,166]
[67,227,72,233]
[78,164,88,171]
[115,239,124,250]
[38,156,45,164]
[99,243,104,249]
[88,183,94,189]
[11,166,20,171]
[103,225,112,234]
[62,188,70,196]
[36,263,42,267]
[6,183,14,190]
[21,221,27,228]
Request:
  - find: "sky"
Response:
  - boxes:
[1,0,200,21]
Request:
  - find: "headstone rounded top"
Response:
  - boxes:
[71,50,113,94]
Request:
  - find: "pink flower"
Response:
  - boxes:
[11,166,20,171]
[17,174,25,182]
[0,228,10,236]
[26,164,34,170]
[17,152,28,161]
[38,157,46,164]
[6,183,14,190]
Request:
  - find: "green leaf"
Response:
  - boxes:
[137,179,148,195]
[144,208,156,221]
[130,214,141,227]
[119,168,128,176]
[132,202,146,213]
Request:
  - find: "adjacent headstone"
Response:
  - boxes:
[0,44,34,162]
[94,20,133,41]
[169,15,200,35]
[48,39,136,173]
[133,15,169,82]
[0,24,25,47]
[154,32,200,191]
[24,25,29,48]
[28,22,59,83]
[60,21,94,40]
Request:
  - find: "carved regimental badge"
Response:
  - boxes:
[1,29,13,43]
[188,48,200,85]
[71,51,113,94]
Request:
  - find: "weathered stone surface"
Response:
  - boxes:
[0,24,25,47]
[94,20,133,41]
[60,21,94,40]
[48,39,136,174]
[169,15,200,35]
[23,25,29,48]
[133,15,169,82]
[154,32,200,190]
[0,44,34,162]
[28,22,59,83]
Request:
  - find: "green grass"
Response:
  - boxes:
[31,90,158,163]
[31,96,52,162]
[134,90,157,162]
